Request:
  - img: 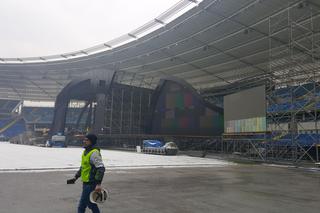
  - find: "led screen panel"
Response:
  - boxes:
[151,80,223,136]
[224,86,266,133]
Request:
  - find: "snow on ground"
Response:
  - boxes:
[0,142,232,172]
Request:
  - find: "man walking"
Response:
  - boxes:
[67,133,105,213]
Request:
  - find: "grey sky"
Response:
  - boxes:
[0,0,180,58]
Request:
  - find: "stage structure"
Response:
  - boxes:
[51,69,115,135]
[51,70,224,148]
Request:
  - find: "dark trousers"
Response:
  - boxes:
[78,183,100,213]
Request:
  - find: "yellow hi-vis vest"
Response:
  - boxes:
[81,149,99,182]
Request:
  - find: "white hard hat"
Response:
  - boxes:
[89,188,109,204]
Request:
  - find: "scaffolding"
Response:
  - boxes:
[203,1,320,164]
[102,72,154,135]
[266,1,320,163]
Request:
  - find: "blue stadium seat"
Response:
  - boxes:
[22,107,87,124]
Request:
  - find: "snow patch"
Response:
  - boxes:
[0,142,232,172]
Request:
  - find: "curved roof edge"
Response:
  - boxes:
[0,0,202,64]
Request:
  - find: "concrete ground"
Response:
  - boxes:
[0,165,319,213]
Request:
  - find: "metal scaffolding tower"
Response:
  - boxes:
[203,1,320,164]
[102,72,154,135]
[266,1,320,163]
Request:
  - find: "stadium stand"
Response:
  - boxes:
[273,133,320,146]
[0,119,26,138]
[0,100,20,114]
[267,83,320,113]
[0,100,26,139]
[0,116,26,138]
[227,132,320,147]
[22,107,87,124]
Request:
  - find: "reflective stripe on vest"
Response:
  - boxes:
[81,149,99,182]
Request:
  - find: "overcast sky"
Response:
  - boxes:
[0,0,181,58]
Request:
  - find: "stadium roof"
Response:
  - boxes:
[0,0,319,101]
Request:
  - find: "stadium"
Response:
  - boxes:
[0,0,320,212]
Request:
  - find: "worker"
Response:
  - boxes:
[67,133,105,213]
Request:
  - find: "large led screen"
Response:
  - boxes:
[224,86,266,133]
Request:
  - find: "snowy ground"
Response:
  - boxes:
[0,142,232,172]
